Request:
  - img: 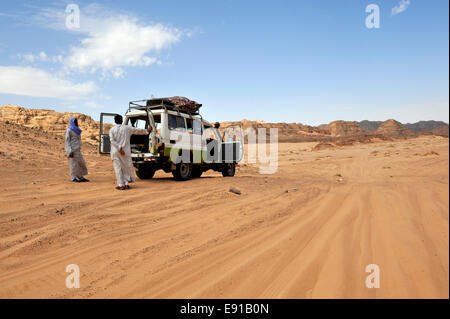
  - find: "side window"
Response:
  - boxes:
[168,114,177,130]
[176,116,186,131]
[186,118,193,134]
[193,120,202,135]
[168,114,187,132]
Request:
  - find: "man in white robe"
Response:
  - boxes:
[110,115,151,190]
[65,117,89,182]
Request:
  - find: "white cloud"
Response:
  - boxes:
[18,51,49,63]
[21,54,36,63]
[34,4,182,78]
[65,18,179,75]
[39,51,47,61]
[392,0,411,16]
[52,55,63,63]
[0,65,98,99]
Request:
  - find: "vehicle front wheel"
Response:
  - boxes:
[222,163,235,177]
[135,165,155,179]
[172,161,192,181]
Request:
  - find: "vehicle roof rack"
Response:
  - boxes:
[128,99,202,116]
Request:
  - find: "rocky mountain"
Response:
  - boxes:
[357,120,384,131]
[0,105,100,144]
[220,119,331,142]
[0,105,446,145]
[376,119,417,139]
[402,121,449,132]
[357,120,448,132]
[325,121,366,137]
[432,126,449,136]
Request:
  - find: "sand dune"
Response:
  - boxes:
[0,120,448,298]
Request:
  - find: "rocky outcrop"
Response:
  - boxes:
[357,120,383,131]
[432,126,449,137]
[357,120,449,133]
[325,121,366,137]
[1,105,444,146]
[0,105,100,144]
[403,121,448,132]
[376,119,416,139]
[220,119,331,142]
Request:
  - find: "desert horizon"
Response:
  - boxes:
[1,104,448,144]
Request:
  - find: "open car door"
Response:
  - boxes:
[99,113,120,154]
[145,110,157,154]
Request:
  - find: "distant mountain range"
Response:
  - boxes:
[357,120,448,132]
[1,105,449,145]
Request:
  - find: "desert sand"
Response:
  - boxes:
[0,120,448,298]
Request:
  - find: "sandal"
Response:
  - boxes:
[115,186,126,190]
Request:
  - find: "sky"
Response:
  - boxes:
[0,0,448,125]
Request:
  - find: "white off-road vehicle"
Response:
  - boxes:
[99,97,243,180]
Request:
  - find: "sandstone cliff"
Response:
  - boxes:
[0,105,100,144]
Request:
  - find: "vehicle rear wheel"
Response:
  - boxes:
[172,161,192,181]
[222,163,235,177]
[191,166,203,178]
[135,165,155,179]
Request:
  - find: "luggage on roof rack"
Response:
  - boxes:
[145,96,202,113]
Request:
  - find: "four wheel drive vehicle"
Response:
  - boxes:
[99,97,244,181]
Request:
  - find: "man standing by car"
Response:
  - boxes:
[110,115,151,190]
[65,117,89,183]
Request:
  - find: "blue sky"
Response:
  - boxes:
[0,0,448,125]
